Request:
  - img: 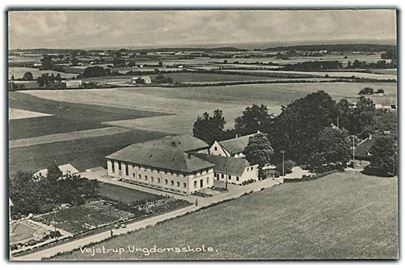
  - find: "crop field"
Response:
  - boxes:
[96,182,163,204]
[220,69,397,80]
[153,72,272,82]
[54,171,398,260]
[23,81,396,135]
[8,129,167,176]
[9,92,167,139]
[8,67,78,79]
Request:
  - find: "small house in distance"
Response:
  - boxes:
[131,76,152,84]
[192,153,258,185]
[62,79,82,88]
[209,132,259,158]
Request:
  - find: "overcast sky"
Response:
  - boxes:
[8,10,397,49]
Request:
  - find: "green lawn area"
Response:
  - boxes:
[54,171,398,260]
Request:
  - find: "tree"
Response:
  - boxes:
[83,66,109,77]
[22,72,33,81]
[46,164,63,182]
[235,104,273,136]
[336,98,352,131]
[309,127,351,170]
[10,75,15,81]
[243,133,274,179]
[350,96,375,136]
[369,136,397,175]
[267,91,338,163]
[193,110,226,145]
[358,87,374,96]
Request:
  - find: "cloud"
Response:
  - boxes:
[8,10,397,49]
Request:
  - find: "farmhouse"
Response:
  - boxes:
[63,80,82,88]
[209,132,259,158]
[106,135,215,195]
[131,76,152,84]
[192,153,259,185]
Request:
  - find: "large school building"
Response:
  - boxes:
[106,133,259,195]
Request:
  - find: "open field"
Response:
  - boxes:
[23,82,396,134]
[8,129,167,175]
[9,92,167,139]
[220,69,397,80]
[9,108,51,120]
[9,127,130,149]
[96,182,163,204]
[54,171,398,260]
[8,67,78,79]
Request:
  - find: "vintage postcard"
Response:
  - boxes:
[7,9,398,261]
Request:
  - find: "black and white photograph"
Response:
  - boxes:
[5,8,398,262]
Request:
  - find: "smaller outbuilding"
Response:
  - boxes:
[192,153,258,185]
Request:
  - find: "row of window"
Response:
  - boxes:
[110,161,210,177]
[215,173,240,182]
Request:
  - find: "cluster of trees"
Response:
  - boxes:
[82,66,115,77]
[9,165,98,218]
[347,59,396,69]
[368,136,397,176]
[193,90,396,175]
[280,59,395,71]
[358,87,384,96]
[153,74,174,84]
[36,73,64,88]
[282,61,343,71]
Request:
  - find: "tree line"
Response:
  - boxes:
[193,90,396,176]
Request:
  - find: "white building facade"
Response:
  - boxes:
[106,159,214,195]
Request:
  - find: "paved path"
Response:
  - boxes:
[12,170,281,261]
[9,127,130,149]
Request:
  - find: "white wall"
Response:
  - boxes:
[209,141,230,157]
[106,159,214,195]
[214,164,258,185]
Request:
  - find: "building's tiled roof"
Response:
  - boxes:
[192,153,250,176]
[106,144,214,173]
[141,135,209,152]
[218,133,257,155]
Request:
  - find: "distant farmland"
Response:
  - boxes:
[9,92,168,139]
[9,129,167,175]
[23,81,397,135]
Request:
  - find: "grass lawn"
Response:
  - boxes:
[8,129,167,175]
[9,92,167,139]
[96,182,163,204]
[54,171,398,260]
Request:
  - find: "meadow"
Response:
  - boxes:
[8,129,167,176]
[23,81,396,135]
[53,171,398,260]
[9,92,167,139]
